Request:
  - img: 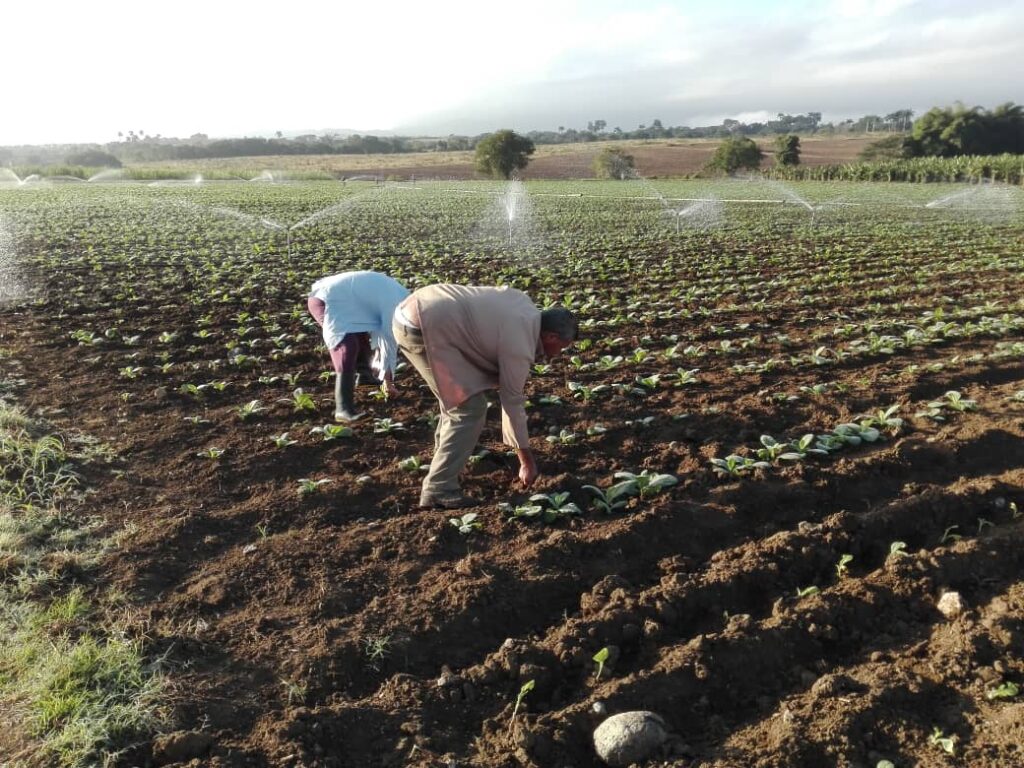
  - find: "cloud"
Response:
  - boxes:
[399,1,1024,133]
[1,0,1022,143]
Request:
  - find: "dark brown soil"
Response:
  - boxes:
[3,288,1023,767]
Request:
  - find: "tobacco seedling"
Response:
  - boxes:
[889,541,908,557]
[672,368,700,386]
[449,512,482,535]
[467,449,490,465]
[510,492,581,523]
[942,390,977,412]
[596,355,623,371]
[780,434,829,461]
[531,492,582,516]
[399,455,425,472]
[593,646,610,680]
[311,424,354,441]
[545,428,578,445]
[582,481,635,514]
[270,432,297,449]
[635,374,662,391]
[756,435,790,462]
[918,390,978,421]
[928,727,955,755]
[857,405,903,434]
[798,382,831,397]
[119,366,144,379]
[629,348,652,364]
[831,423,880,447]
[835,553,854,579]
[796,585,820,598]
[373,418,405,434]
[986,682,1019,700]
[613,470,678,499]
[711,455,771,478]
[236,399,267,421]
[288,388,317,412]
[567,381,609,401]
[179,383,206,399]
[197,447,225,460]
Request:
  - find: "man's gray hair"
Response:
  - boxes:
[540,306,579,342]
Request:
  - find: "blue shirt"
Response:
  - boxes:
[309,271,410,379]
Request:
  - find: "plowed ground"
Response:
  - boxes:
[1,181,1023,768]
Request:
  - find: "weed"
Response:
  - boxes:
[361,634,392,670]
[593,646,610,680]
[509,679,535,732]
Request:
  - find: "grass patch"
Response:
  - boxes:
[0,371,165,767]
[0,593,164,767]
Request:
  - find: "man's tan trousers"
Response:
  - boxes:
[393,320,487,501]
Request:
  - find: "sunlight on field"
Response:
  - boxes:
[1,178,1022,766]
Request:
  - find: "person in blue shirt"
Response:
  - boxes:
[307,271,410,421]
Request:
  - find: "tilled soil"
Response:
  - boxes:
[1,181,1022,768]
[3,306,1023,768]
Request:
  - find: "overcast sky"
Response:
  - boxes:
[4,0,1023,145]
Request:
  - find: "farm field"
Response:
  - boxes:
[128,135,877,180]
[1,178,1024,768]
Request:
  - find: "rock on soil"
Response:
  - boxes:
[938,591,966,619]
[152,730,213,765]
[593,711,669,767]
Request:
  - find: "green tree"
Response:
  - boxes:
[906,102,1024,157]
[706,136,763,174]
[474,129,535,179]
[774,134,800,166]
[592,147,636,179]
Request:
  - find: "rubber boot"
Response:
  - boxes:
[334,370,363,422]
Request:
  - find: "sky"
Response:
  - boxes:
[4,0,1023,145]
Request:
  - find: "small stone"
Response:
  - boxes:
[592,701,607,716]
[436,666,461,688]
[937,591,966,619]
[593,711,669,768]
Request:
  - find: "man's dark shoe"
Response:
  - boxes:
[419,492,479,510]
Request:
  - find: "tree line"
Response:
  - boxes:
[1,102,1020,171]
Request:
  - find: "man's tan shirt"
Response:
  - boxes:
[410,285,542,449]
